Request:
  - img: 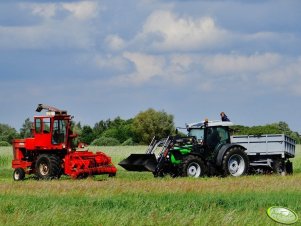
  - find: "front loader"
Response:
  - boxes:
[119,120,249,177]
[12,104,117,180]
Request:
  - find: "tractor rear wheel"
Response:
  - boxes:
[222,146,249,177]
[181,155,207,178]
[35,154,61,179]
[13,168,25,181]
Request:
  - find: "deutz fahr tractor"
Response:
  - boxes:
[12,104,117,180]
[119,120,249,177]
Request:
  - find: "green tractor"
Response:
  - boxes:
[119,120,249,177]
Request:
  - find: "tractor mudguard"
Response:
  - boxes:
[118,154,158,172]
[216,143,246,166]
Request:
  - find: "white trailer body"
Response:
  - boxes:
[231,134,295,173]
[231,134,295,158]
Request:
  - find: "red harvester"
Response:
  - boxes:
[12,104,117,180]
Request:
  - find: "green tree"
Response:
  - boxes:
[79,125,95,144]
[0,123,19,144]
[20,118,33,138]
[132,108,175,144]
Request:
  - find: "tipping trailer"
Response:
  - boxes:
[119,120,295,177]
[12,104,117,180]
[231,134,295,174]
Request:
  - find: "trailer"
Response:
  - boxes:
[231,134,295,174]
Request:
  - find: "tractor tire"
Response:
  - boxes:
[272,160,286,175]
[222,146,249,177]
[13,168,25,181]
[35,154,61,179]
[181,155,207,178]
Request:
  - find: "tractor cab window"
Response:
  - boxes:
[35,118,42,134]
[188,128,204,142]
[217,127,230,144]
[206,126,230,150]
[52,119,67,144]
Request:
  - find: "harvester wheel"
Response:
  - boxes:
[181,155,207,178]
[222,146,249,177]
[13,168,25,181]
[35,154,61,179]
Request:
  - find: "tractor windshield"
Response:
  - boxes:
[52,119,67,144]
[188,128,204,142]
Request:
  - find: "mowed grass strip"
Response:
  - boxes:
[0,145,300,225]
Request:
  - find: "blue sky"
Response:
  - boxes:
[1,0,301,132]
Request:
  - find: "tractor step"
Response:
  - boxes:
[119,154,158,172]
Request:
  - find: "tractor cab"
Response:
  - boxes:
[186,120,233,151]
[26,104,72,150]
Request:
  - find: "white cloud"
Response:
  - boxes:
[0,2,101,50]
[62,1,100,20]
[105,35,125,51]
[94,54,129,71]
[28,3,57,19]
[117,52,166,84]
[258,57,301,95]
[137,10,228,51]
[202,53,281,75]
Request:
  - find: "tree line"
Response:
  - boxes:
[0,109,300,146]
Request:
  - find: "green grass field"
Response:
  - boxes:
[0,146,300,226]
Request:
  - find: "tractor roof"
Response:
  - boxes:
[186,120,234,129]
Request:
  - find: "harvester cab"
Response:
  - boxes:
[119,120,249,178]
[12,104,117,181]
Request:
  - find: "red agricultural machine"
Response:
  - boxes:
[12,104,117,180]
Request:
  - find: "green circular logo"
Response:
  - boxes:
[267,206,298,224]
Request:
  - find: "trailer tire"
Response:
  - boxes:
[273,160,286,175]
[13,168,25,181]
[35,154,61,179]
[181,155,207,178]
[222,146,249,177]
[286,161,293,174]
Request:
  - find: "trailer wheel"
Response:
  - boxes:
[222,146,249,177]
[181,155,207,178]
[35,154,61,179]
[13,168,25,181]
[273,160,286,175]
[286,161,293,174]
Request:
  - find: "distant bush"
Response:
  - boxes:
[0,141,10,146]
[121,138,135,146]
[91,137,120,146]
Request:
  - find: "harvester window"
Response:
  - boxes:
[35,119,42,133]
[43,118,51,133]
[52,119,67,144]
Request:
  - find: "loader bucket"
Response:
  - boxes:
[118,154,158,172]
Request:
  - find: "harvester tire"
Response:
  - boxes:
[35,154,61,179]
[181,155,207,178]
[13,168,25,181]
[222,146,249,177]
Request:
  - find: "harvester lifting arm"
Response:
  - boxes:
[36,104,67,114]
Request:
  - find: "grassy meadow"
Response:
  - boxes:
[0,145,300,226]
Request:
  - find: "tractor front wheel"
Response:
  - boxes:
[35,154,61,179]
[181,155,207,178]
[222,146,249,177]
[13,168,25,181]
